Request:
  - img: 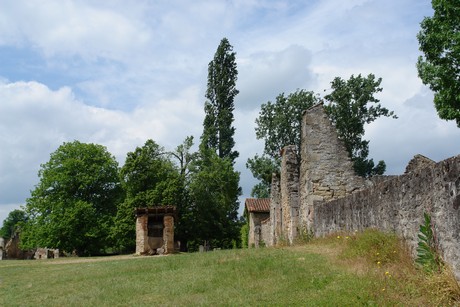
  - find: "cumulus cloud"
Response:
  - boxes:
[0,80,204,218]
[237,45,316,110]
[0,0,152,61]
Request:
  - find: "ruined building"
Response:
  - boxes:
[244,198,270,248]
[252,103,460,279]
[135,206,177,255]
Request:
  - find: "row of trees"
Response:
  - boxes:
[2,38,242,256]
[5,0,457,254]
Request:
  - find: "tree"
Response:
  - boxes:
[417,0,460,126]
[324,74,397,177]
[201,37,239,162]
[187,149,241,250]
[0,209,27,241]
[21,141,121,255]
[112,139,182,252]
[245,154,278,198]
[248,90,318,196]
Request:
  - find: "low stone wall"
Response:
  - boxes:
[313,155,460,279]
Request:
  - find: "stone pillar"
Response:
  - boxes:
[135,214,148,255]
[280,145,299,244]
[300,103,367,233]
[0,237,4,260]
[163,215,174,254]
[270,173,281,246]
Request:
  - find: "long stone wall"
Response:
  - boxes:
[269,102,460,279]
[313,155,460,279]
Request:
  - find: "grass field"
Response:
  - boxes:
[1,230,459,306]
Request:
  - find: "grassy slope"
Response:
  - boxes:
[0,232,458,306]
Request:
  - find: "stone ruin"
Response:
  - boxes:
[135,206,177,255]
[244,198,270,248]
[252,103,460,279]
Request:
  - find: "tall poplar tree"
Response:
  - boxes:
[201,37,239,162]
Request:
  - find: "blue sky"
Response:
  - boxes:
[1,0,460,226]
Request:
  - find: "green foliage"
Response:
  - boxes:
[112,139,183,252]
[255,89,318,161]
[187,149,241,250]
[324,74,397,177]
[417,0,460,126]
[249,90,318,194]
[0,209,27,240]
[245,154,278,197]
[201,37,239,162]
[341,229,401,265]
[240,223,249,248]
[416,212,443,272]
[21,141,121,255]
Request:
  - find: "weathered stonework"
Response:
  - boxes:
[267,102,460,279]
[135,206,176,255]
[269,173,281,246]
[313,155,460,279]
[245,198,270,247]
[280,145,300,244]
[299,103,368,232]
[404,154,435,174]
[0,237,4,260]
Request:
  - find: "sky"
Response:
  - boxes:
[1,0,460,226]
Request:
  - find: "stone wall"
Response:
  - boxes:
[135,214,148,255]
[268,102,460,279]
[249,212,270,247]
[280,145,300,244]
[313,155,460,278]
[269,173,281,246]
[299,103,368,231]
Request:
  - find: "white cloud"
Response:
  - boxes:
[0,0,152,61]
[237,45,316,109]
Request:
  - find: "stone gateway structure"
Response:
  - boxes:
[249,103,460,280]
[135,206,177,255]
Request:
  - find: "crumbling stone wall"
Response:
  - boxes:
[280,145,300,244]
[248,212,270,247]
[269,173,281,246]
[313,155,460,278]
[299,103,368,232]
[135,214,148,255]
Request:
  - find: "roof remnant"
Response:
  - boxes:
[245,198,270,213]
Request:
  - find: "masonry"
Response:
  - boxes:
[269,103,460,279]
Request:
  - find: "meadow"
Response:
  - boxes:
[1,230,459,306]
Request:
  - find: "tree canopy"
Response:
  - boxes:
[21,141,121,256]
[248,90,318,197]
[324,74,396,177]
[111,139,182,252]
[201,37,239,162]
[187,149,241,250]
[0,209,27,241]
[417,0,460,126]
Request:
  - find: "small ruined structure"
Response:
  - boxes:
[0,237,4,260]
[244,198,270,247]
[266,103,460,279]
[34,248,59,260]
[135,206,176,255]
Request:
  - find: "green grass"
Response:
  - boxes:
[1,230,459,306]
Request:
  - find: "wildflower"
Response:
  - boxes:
[376,252,380,256]
[345,236,350,239]
[377,261,381,265]
[381,288,386,292]
[337,236,341,239]
[385,271,389,275]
